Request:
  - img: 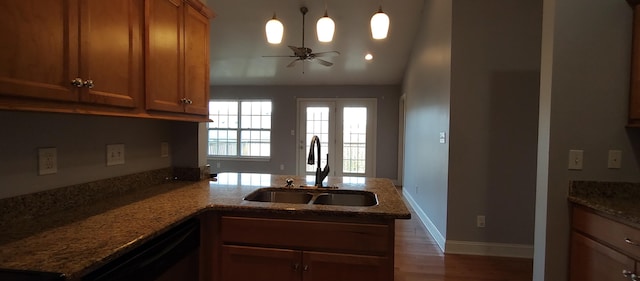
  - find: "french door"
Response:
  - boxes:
[297,99,377,178]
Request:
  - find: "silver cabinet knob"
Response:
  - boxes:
[71,78,84,88]
[83,79,94,89]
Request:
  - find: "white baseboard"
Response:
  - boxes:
[401,189,533,259]
[402,189,446,252]
[445,240,534,259]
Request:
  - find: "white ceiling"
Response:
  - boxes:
[208,0,425,86]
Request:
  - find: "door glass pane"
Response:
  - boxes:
[306,107,330,173]
[343,107,367,174]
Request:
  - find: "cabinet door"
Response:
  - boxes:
[146,0,184,113]
[630,5,640,122]
[569,231,635,281]
[79,0,142,108]
[221,245,300,281]
[183,3,210,116]
[302,251,390,281]
[0,0,79,102]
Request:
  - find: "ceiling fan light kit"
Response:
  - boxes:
[262,6,340,72]
[370,6,390,40]
[265,13,284,44]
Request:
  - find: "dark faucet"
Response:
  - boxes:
[307,135,330,187]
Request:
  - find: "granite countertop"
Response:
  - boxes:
[0,173,410,280]
[568,180,640,227]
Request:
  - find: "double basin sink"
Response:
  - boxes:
[244,187,378,207]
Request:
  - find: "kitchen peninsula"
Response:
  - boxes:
[0,172,410,280]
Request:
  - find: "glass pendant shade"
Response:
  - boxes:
[265,14,284,44]
[370,7,389,40]
[316,11,335,43]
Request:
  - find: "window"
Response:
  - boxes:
[208,100,272,158]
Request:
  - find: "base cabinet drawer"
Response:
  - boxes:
[570,232,635,281]
[570,206,640,281]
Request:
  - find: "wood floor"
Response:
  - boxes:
[394,196,533,281]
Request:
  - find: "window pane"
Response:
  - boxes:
[305,107,330,173]
[209,100,271,158]
[343,107,367,174]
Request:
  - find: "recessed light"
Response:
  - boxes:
[365,53,373,61]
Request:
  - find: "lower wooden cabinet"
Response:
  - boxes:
[570,205,640,281]
[220,245,389,281]
[210,215,395,281]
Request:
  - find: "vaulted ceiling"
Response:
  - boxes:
[208,0,425,86]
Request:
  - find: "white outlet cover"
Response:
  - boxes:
[38,147,57,175]
[568,150,584,170]
[608,150,622,169]
[106,144,125,166]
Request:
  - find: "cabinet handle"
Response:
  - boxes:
[625,238,640,246]
[303,265,309,271]
[292,263,300,271]
[83,79,94,89]
[70,78,84,88]
[623,270,639,280]
[186,99,193,104]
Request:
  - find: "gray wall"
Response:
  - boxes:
[402,0,541,250]
[448,0,541,244]
[401,0,452,239]
[208,85,401,180]
[535,0,640,280]
[0,110,198,199]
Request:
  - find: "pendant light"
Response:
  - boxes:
[265,13,284,44]
[370,5,389,40]
[316,3,335,43]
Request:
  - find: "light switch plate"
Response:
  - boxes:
[568,150,583,170]
[106,144,125,166]
[38,147,57,175]
[161,142,169,158]
[439,132,446,144]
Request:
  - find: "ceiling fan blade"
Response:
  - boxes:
[262,55,298,58]
[287,59,301,68]
[312,51,340,57]
[313,58,333,67]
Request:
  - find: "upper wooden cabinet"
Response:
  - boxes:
[630,4,640,126]
[146,0,212,116]
[0,0,142,108]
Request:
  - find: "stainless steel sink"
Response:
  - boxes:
[243,188,378,206]
[243,188,313,204]
[313,191,378,206]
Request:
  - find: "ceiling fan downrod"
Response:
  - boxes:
[300,6,308,49]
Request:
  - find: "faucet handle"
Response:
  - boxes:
[285,178,294,187]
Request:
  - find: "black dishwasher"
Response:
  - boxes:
[82,218,200,281]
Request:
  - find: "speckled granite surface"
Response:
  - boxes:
[568,180,640,226]
[0,173,410,280]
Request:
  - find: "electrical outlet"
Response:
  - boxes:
[161,142,169,158]
[280,164,285,170]
[568,150,584,170]
[106,144,125,166]
[38,147,57,175]
[608,150,622,169]
[477,215,486,228]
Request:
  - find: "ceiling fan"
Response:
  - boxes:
[262,6,340,70]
